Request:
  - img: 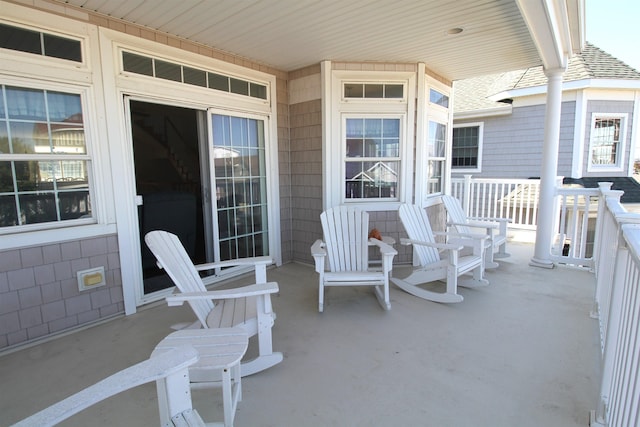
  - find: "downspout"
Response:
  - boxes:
[530,67,566,268]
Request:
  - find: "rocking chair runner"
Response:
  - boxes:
[441,195,511,268]
[391,204,489,303]
[145,230,283,377]
[311,206,397,312]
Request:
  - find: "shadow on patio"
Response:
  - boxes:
[0,242,601,427]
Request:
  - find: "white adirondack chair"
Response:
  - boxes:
[12,346,205,427]
[391,204,489,303]
[145,230,283,377]
[441,194,511,268]
[311,206,397,312]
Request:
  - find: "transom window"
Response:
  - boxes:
[0,85,92,228]
[589,115,625,169]
[122,51,268,100]
[452,123,482,171]
[429,89,449,108]
[344,83,404,99]
[345,117,400,199]
[0,22,82,62]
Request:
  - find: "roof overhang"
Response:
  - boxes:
[22,0,584,81]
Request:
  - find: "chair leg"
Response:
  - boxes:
[484,243,499,269]
[373,283,391,311]
[319,282,325,312]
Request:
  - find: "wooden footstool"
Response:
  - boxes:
[152,327,248,427]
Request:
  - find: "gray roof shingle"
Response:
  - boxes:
[454,43,640,114]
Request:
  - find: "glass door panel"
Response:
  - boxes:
[211,113,269,261]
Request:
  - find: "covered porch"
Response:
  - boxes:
[0,241,601,426]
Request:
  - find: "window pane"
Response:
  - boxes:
[43,33,81,62]
[59,190,91,220]
[428,121,446,157]
[0,195,18,227]
[364,84,384,98]
[250,83,267,99]
[19,192,57,224]
[385,84,404,98]
[47,91,82,122]
[452,126,479,168]
[9,122,49,154]
[230,78,249,96]
[591,117,621,165]
[345,160,398,199]
[0,23,40,55]
[0,161,13,192]
[6,87,47,120]
[122,52,153,76]
[344,83,363,98]
[155,59,182,82]
[209,73,229,91]
[14,161,41,191]
[428,160,443,193]
[0,120,8,153]
[430,89,449,108]
[183,67,207,87]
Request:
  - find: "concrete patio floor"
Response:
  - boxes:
[0,242,602,427]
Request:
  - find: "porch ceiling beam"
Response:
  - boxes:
[516,0,585,71]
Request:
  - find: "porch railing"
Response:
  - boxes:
[451,175,598,267]
[590,189,640,427]
[451,175,541,230]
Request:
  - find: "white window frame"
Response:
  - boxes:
[587,113,627,172]
[342,113,404,202]
[416,68,453,206]
[0,5,116,250]
[324,66,415,211]
[452,122,483,173]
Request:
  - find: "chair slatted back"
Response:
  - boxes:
[320,206,369,272]
[398,204,441,266]
[145,230,213,327]
[441,195,473,235]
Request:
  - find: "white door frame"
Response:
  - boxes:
[98,28,280,313]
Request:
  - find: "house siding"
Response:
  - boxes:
[454,101,576,179]
[0,235,123,349]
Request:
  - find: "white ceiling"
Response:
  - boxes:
[53,0,550,80]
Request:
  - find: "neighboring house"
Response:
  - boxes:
[0,0,582,350]
[452,43,640,204]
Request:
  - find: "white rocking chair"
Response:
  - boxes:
[311,206,397,312]
[145,230,283,377]
[441,194,511,268]
[391,204,489,303]
[12,346,205,427]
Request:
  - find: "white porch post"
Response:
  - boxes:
[530,68,565,268]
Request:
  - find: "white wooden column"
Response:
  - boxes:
[530,68,565,268]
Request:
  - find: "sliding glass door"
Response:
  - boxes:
[210,112,269,261]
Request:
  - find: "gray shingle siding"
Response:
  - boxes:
[454,102,576,179]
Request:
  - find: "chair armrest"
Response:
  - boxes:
[166,282,279,306]
[368,238,398,256]
[311,239,326,257]
[12,346,199,427]
[468,216,512,224]
[193,256,273,272]
[434,231,489,242]
[399,237,462,251]
[448,220,499,230]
